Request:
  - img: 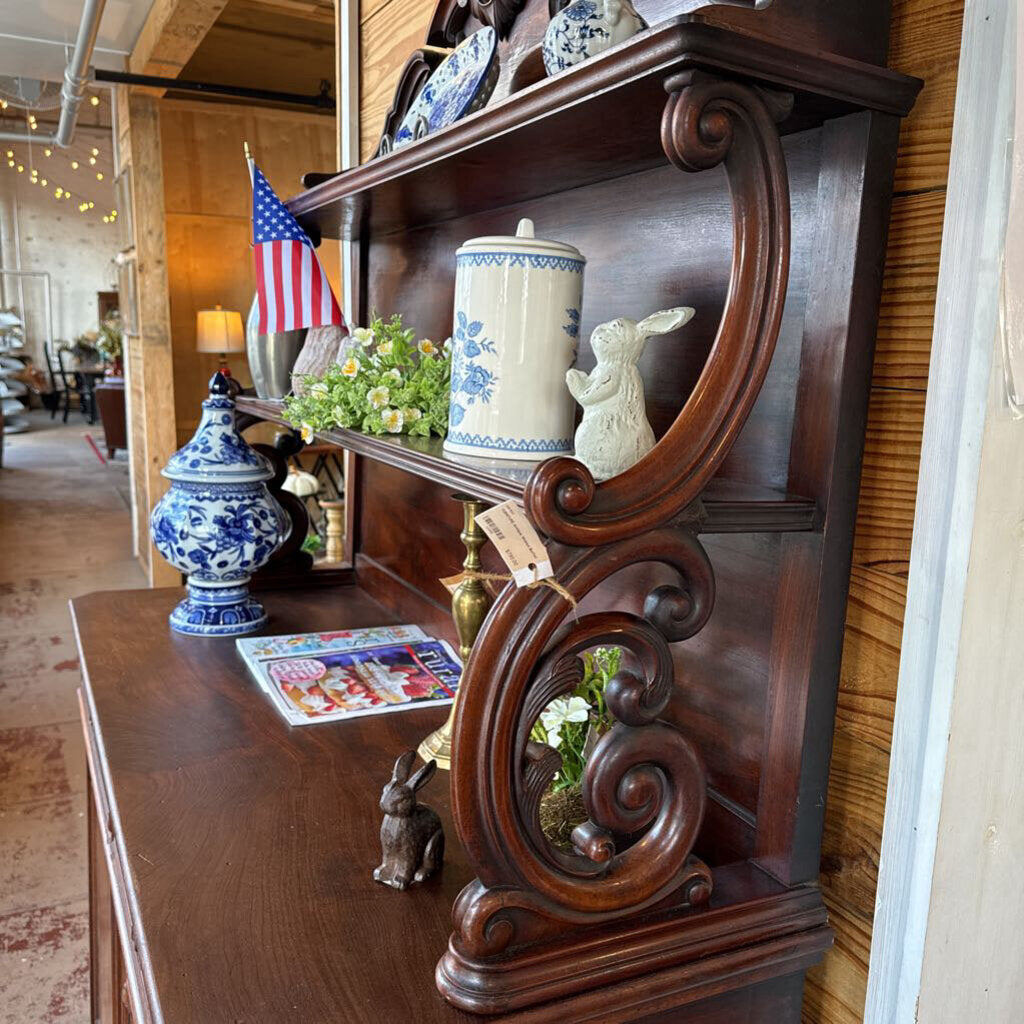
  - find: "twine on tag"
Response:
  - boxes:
[461,569,579,614]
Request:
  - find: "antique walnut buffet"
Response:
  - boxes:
[76,1,920,1021]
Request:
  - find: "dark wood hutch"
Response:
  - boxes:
[77,1,920,1020]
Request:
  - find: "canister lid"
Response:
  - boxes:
[457,218,585,262]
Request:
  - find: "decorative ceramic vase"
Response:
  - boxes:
[542,0,646,76]
[150,372,290,636]
[245,295,307,399]
[444,218,585,461]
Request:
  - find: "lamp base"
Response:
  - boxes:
[169,582,267,637]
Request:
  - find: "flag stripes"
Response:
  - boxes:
[249,163,345,335]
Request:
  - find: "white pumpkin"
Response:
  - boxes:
[281,467,320,498]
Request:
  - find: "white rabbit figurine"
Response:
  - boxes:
[566,307,695,482]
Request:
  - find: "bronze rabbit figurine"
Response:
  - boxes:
[373,751,445,890]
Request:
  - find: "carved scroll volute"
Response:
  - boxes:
[445,527,714,964]
[525,73,793,547]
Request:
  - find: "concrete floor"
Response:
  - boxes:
[0,411,144,1023]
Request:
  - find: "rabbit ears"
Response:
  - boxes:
[391,750,437,791]
[636,306,695,338]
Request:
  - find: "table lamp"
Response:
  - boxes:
[196,305,245,383]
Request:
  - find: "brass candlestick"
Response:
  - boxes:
[318,499,345,563]
[417,494,493,771]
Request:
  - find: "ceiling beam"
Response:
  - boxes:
[130,0,230,78]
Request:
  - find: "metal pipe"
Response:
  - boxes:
[92,69,336,110]
[0,0,109,147]
[56,0,109,147]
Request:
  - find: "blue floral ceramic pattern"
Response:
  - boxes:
[543,1,608,73]
[393,27,499,148]
[449,310,499,429]
[455,251,585,273]
[563,308,581,339]
[542,0,646,76]
[446,429,572,454]
[150,373,289,637]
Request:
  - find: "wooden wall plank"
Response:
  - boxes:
[804,567,907,1024]
[872,190,945,390]
[889,0,964,193]
[852,388,926,576]
[359,0,437,161]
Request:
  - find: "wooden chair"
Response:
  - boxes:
[54,347,90,423]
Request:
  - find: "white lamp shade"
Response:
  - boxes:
[196,306,245,354]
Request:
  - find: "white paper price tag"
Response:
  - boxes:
[475,500,553,588]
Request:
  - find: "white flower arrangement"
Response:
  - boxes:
[284,313,451,438]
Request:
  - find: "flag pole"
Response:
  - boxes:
[243,140,254,184]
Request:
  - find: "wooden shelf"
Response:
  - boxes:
[238,396,818,533]
[286,17,919,242]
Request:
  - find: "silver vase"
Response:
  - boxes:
[245,295,307,399]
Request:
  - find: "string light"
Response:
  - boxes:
[1,140,114,223]
[90,96,99,107]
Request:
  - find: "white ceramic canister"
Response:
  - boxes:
[444,218,585,461]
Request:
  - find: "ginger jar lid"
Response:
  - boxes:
[162,372,273,484]
[457,218,585,263]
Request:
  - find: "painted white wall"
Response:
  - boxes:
[0,170,120,362]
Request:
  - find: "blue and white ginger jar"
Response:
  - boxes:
[542,0,646,77]
[150,372,289,636]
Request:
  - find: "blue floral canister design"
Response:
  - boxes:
[150,372,290,636]
[542,0,646,77]
[445,218,585,461]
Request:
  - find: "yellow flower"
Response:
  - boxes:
[382,408,404,433]
[340,357,359,378]
[403,407,422,422]
[352,326,374,347]
[300,423,314,442]
[377,340,393,356]
[386,368,401,382]
[310,381,329,397]
[418,338,436,357]
[367,385,390,409]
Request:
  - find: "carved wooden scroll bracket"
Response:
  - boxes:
[438,71,793,1014]
[525,72,793,548]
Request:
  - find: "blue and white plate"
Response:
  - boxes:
[393,27,499,149]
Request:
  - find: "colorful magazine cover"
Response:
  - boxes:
[236,624,426,661]
[242,636,462,726]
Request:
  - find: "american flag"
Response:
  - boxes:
[250,162,345,335]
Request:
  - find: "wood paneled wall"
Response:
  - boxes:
[803,3,965,1022]
[355,2,964,1021]
[158,100,338,443]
